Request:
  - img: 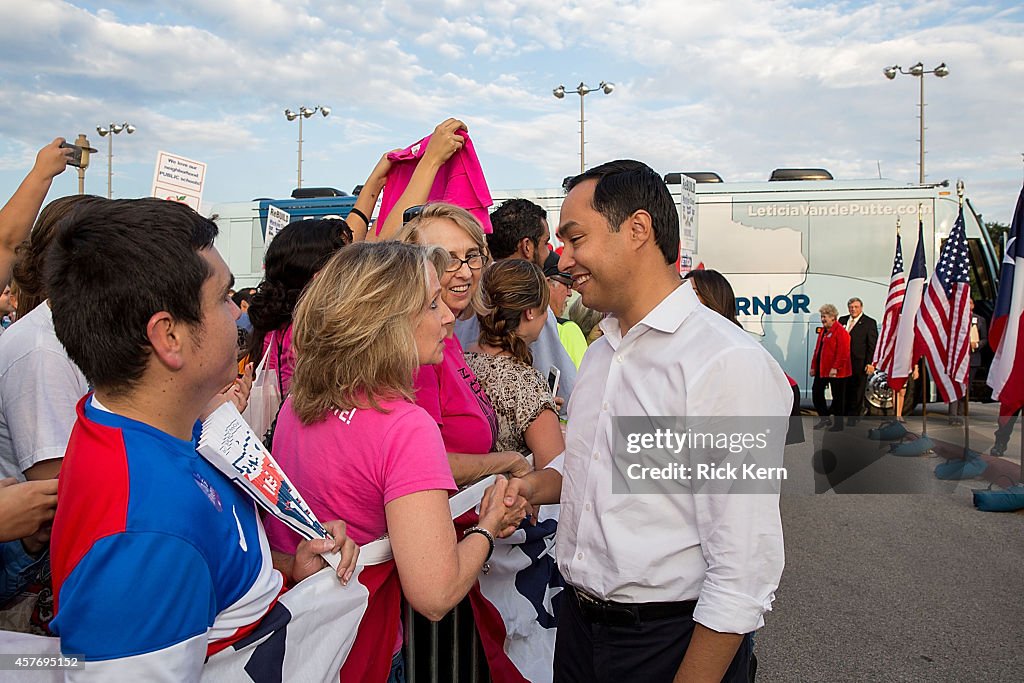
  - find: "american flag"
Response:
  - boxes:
[873,231,906,376]
[914,206,972,402]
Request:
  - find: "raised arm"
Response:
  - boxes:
[374,118,467,241]
[347,151,397,242]
[0,139,72,287]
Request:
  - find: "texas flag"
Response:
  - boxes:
[988,184,1024,414]
[888,219,928,391]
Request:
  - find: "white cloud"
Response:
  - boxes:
[0,0,1020,223]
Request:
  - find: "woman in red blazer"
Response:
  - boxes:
[810,303,852,431]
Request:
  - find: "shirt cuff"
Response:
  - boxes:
[543,452,565,475]
[693,581,775,634]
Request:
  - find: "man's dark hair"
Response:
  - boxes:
[565,160,679,265]
[487,198,548,260]
[232,287,256,308]
[46,198,219,395]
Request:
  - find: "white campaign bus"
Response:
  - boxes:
[492,170,1000,403]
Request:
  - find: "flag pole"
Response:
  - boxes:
[919,203,929,439]
[957,181,971,455]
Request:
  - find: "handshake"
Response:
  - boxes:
[478,469,552,540]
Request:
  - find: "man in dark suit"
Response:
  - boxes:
[839,297,878,425]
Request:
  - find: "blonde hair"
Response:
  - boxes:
[396,202,490,317]
[478,259,549,366]
[289,241,449,423]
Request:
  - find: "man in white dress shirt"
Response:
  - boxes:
[511,160,792,682]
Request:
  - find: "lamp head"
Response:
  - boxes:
[600,81,615,94]
[553,85,565,99]
[909,62,924,76]
[97,126,109,136]
[300,106,315,118]
[883,65,898,80]
[284,109,297,121]
[111,123,124,134]
[124,124,136,134]
[319,106,331,117]
[934,62,949,78]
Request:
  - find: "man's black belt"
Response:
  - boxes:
[570,586,696,626]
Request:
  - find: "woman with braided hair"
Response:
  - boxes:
[464,259,564,467]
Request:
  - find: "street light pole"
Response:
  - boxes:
[883,62,949,185]
[284,105,331,189]
[95,122,136,199]
[553,81,614,174]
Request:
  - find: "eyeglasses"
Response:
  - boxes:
[445,253,487,272]
[403,205,425,224]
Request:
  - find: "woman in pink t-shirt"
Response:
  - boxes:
[264,241,525,683]
[398,203,532,485]
[246,219,351,394]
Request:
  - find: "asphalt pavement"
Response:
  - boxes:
[757,404,1024,682]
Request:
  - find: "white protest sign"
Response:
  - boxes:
[151,151,207,211]
[678,173,698,253]
[265,205,291,245]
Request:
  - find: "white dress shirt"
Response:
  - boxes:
[555,281,791,634]
[845,314,861,332]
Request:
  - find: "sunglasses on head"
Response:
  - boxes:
[403,205,425,224]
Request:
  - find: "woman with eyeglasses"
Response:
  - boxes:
[397,203,532,484]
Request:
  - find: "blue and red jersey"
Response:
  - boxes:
[50,396,284,680]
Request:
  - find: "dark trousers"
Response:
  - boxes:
[844,364,867,418]
[812,376,847,423]
[553,588,753,683]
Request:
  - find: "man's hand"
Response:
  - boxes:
[0,478,58,543]
[828,369,837,378]
[32,138,74,182]
[293,519,359,585]
[809,368,815,377]
[865,364,875,375]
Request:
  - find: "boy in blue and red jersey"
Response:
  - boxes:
[44,198,356,681]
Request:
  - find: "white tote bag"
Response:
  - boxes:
[241,331,284,444]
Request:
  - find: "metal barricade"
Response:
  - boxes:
[404,598,488,682]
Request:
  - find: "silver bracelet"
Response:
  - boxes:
[463,526,495,573]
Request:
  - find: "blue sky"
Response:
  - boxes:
[1,1,1022,223]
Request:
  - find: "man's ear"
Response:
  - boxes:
[625,209,654,252]
[518,237,535,261]
[146,311,186,371]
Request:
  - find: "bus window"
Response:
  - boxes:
[967,237,996,303]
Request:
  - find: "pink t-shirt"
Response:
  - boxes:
[261,325,296,396]
[413,336,497,455]
[264,396,456,552]
[264,395,455,658]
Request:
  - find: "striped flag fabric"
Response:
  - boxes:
[914,206,972,403]
[988,184,1024,413]
[888,219,928,391]
[873,231,906,375]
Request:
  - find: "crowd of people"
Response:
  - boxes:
[5,121,955,683]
